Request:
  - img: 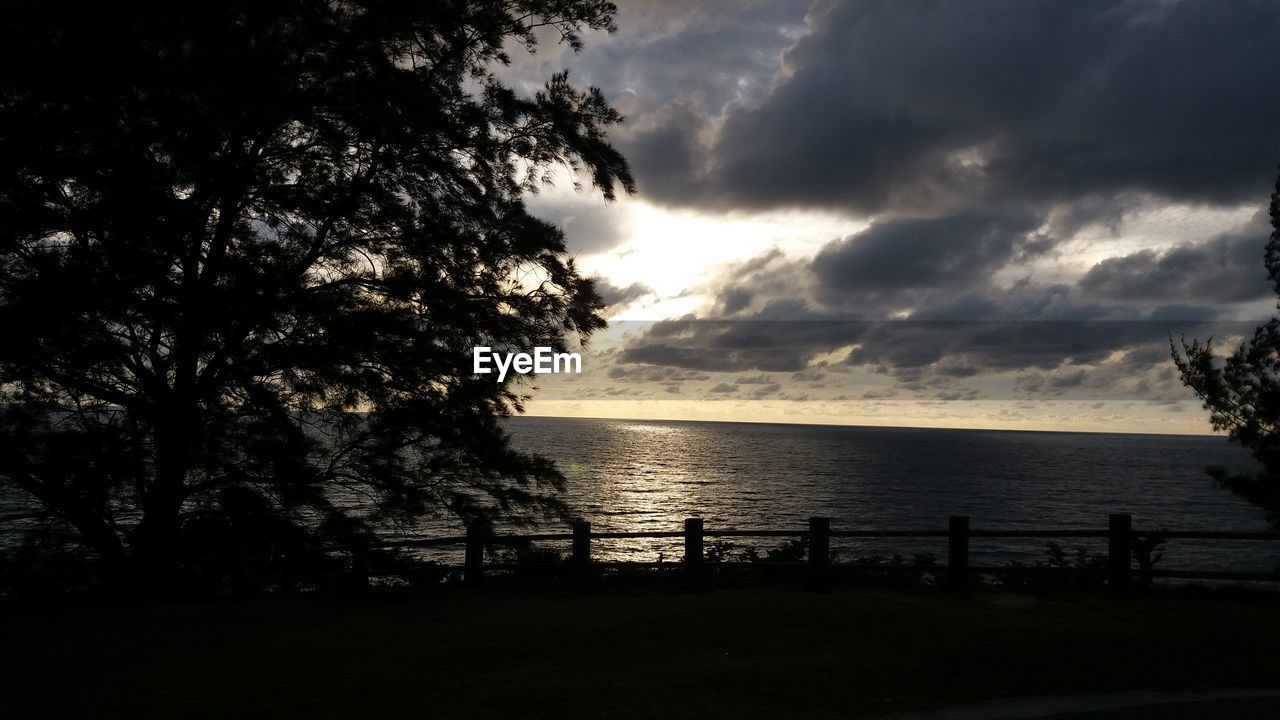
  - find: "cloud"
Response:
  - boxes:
[606,199,1272,400]
[791,369,826,382]
[1077,211,1272,303]
[606,364,710,383]
[700,211,1061,320]
[509,0,1276,427]
[811,212,1045,301]
[593,277,654,309]
[526,193,633,255]
[626,0,1278,214]
[621,318,863,372]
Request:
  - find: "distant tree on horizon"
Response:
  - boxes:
[1174,170,1280,528]
[0,1,633,567]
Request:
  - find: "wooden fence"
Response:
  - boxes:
[12,513,1274,597]
[339,513,1280,592]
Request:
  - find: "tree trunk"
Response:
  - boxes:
[132,407,193,562]
[65,509,127,562]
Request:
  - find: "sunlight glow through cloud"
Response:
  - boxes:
[583,202,863,319]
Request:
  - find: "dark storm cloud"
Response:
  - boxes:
[718,287,754,314]
[621,318,862,372]
[497,1,812,255]
[714,199,1273,325]
[843,320,1201,374]
[1077,212,1273,303]
[586,0,812,113]
[617,318,1189,379]
[619,98,714,203]
[615,315,1256,401]
[507,0,1278,407]
[593,277,654,309]
[605,364,709,383]
[609,200,1271,398]
[791,369,826,382]
[597,1,809,108]
[709,211,1055,318]
[1013,368,1089,397]
[629,0,1278,214]
[812,213,1044,293]
[511,0,810,137]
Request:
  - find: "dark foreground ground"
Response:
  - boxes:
[1,584,1276,719]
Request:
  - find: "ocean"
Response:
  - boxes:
[506,416,1279,572]
[2,416,1275,574]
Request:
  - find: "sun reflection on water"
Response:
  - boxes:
[508,417,1276,570]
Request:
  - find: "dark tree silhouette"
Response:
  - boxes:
[0,1,633,565]
[1173,170,1280,527]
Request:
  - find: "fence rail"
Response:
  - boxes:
[329,512,1280,592]
[12,513,1276,596]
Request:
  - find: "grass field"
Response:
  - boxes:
[2,584,1277,719]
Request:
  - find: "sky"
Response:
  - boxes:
[506,0,1279,434]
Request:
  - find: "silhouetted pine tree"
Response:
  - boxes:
[1174,170,1280,527]
[0,1,633,564]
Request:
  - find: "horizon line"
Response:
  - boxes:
[515,412,1229,439]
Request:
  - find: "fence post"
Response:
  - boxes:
[571,520,592,589]
[465,522,485,586]
[947,515,970,591]
[1108,513,1132,595]
[684,517,704,580]
[350,537,370,589]
[806,516,831,590]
